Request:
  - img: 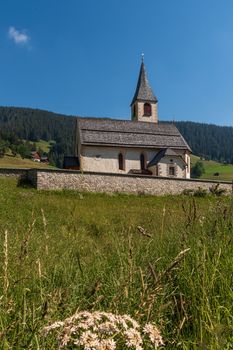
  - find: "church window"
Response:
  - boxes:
[140,153,145,170]
[133,105,137,119]
[169,166,175,176]
[118,153,124,170]
[144,103,152,116]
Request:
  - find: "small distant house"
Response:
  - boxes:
[31,151,41,162]
[40,155,49,164]
[66,59,191,178]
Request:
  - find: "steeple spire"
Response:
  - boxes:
[131,59,157,106]
[130,58,158,123]
[141,52,144,62]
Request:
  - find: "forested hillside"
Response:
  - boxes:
[175,121,233,164]
[0,106,232,167]
[0,107,76,167]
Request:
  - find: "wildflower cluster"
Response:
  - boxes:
[43,311,164,349]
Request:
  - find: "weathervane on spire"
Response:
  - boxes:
[141,52,144,62]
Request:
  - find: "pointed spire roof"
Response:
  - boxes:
[131,60,158,106]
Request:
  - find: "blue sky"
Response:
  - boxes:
[1,0,233,126]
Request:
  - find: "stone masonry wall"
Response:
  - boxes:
[27,169,233,195]
[0,168,28,179]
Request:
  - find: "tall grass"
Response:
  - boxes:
[0,178,232,349]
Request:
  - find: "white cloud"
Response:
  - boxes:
[8,26,30,45]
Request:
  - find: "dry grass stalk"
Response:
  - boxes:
[178,316,186,332]
[137,226,152,238]
[161,248,190,277]
[161,205,166,236]
[19,217,36,262]
[135,267,147,318]
[182,199,197,229]
[135,259,163,321]
[139,267,145,295]
[36,258,43,303]
[128,232,133,286]
[41,208,49,255]
[3,230,9,296]
[149,262,157,283]
[149,248,190,285]
[37,258,42,280]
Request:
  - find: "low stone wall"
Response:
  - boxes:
[27,169,233,195]
[0,168,28,179]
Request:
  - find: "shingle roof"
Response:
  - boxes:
[77,117,191,151]
[131,62,158,106]
[148,148,188,167]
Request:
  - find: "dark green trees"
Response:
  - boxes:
[191,161,205,178]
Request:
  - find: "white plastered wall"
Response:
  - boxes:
[80,146,190,179]
[185,152,191,179]
[81,146,150,173]
[149,156,186,178]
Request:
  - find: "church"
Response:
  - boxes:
[71,59,191,178]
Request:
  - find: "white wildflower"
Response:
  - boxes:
[106,312,117,323]
[99,338,116,350]
[75,330,100,349]
[123,314,140,329]
[43,311,164,349]
[115,315,128,330]
[77,321,90,330]
[93,311,106,321]
[124,328,143,349]
[43,321,64,335]
[143,323,164,347]
[59,332,70,347]
[98,321,119,335]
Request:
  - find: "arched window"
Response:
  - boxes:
[133,105,136,119]
[118,153,124,170]
[144,103,152,116]
[140,153,145,171]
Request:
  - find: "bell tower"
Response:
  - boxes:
[131,56,158,123]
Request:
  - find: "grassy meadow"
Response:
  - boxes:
[0,140,54,169]
[0,154,54,169]
[0,177,232,349]
[191,155,233,182]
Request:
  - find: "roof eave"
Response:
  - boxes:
[130,97,158,107]
[80,142,190,149]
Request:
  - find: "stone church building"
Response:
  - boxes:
[73,60,191,178]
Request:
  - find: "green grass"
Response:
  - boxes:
[191,155,233,182]
[0,178,232,349]
[0,154,55,169]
